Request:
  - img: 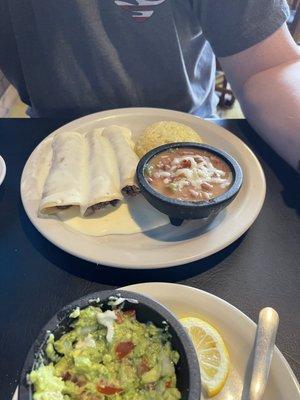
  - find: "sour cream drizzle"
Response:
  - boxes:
[96,310,117,343]
[108,295,139,307]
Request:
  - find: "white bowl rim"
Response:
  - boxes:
[0,155,6,186]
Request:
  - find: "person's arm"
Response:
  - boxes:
[219,24,300,171]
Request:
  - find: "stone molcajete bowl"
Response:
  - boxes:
[136,142,243,226]
[18,290,201,400]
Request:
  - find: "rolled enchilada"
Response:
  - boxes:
[39,126,139,218]
[102,125,140,195]
[81,130,123,216]
[39,131,85,215]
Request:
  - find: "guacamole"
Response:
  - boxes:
[29,304,181,400]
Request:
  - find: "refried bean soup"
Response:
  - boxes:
[144,148,233,202]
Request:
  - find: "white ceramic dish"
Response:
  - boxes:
[121,283,300,400]
[20,107,266,269]
[13,283,299,400]
[0,155,6,186]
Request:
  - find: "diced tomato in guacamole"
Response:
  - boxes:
[28,304,181,399]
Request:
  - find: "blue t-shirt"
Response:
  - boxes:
[0,0,289,118]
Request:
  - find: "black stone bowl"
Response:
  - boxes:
[18,290,201,400]
[137,142,243,226]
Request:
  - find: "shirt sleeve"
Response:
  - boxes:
[198,0,290,57]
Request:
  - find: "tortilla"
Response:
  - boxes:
[39,126,139,218]
[81,131,123,216]
[101,125,140,195]
[39,131,85,215]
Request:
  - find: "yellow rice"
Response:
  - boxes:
[135,120,203,158]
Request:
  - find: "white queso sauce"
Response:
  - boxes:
[145,148,233,202]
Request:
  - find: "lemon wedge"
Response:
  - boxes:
[180,317,230,397]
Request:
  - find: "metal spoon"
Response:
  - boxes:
[249,307,279,400]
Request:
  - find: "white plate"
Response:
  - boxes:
[121,283,300,400]
[0,155,6,186]
[21,107,266,269]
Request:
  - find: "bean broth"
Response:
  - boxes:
[145,148,233,202]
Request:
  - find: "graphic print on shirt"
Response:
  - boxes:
[114,0,167,22]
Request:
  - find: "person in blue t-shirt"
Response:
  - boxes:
[0,0,299,170]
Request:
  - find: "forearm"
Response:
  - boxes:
[240,60,300,171]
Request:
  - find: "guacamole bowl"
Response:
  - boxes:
[19,290,201,400]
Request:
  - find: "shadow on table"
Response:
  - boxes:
[0,183,20,235]
[19,198,245,286]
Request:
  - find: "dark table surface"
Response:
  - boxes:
[0,118,299,398]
